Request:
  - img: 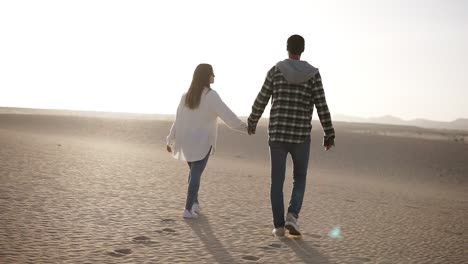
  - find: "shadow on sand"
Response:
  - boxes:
[279,236,332,264]
[186,215,237,263]
[186,214,331,264]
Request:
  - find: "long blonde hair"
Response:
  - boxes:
[185,64,214,109]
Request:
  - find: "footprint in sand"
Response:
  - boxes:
[258,246,271,250]
[309,234,322,239]
[161,227,177,235]
[259,243,285,252]
[345,199,356,203]
[107,248,132,257]
[161,218,175,223]
[155,227,178,236]
[242,255,260,261]
[353,256,372,263]
[404,205,419,209]
[444,229,463,236]
[132,236,155,244]
[268,243,285,249]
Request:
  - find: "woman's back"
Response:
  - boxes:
[178,89,217,126]
[167,88,246,161]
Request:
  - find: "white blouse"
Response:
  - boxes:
[166,88,247,162]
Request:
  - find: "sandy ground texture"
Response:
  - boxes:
[0,113,467,264]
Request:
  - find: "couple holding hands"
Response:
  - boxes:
[167,35,335,237]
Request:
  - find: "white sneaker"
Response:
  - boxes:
[183,209,198,219]
[285,213,301,236]
[192,202,201,214]
[272,227,285,237]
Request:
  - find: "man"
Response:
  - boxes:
[248,34,335,237]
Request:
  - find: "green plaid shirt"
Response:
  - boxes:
[248,65,335,145]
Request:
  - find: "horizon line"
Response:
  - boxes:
[0,106,466,123]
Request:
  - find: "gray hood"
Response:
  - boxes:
[276,59,318,84]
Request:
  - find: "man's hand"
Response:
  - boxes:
[248,126,256,135]
[323,135,335,151]
[166,145,172,153]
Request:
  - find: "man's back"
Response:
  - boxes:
[248,59,335,144]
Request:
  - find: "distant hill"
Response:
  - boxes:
[1,107,467,131]
[334,114,468,131]
[0,107,175,121]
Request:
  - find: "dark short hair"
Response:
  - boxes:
[287,34,305,55]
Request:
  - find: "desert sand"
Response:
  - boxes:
[0,111,467,264]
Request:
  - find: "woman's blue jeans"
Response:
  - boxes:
[185,148,211,211]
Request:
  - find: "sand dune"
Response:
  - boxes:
[0,113,467,263]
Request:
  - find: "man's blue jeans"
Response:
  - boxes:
[185,148,211,211]
[269,137,311,228]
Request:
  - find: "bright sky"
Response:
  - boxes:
[1,0,467,121]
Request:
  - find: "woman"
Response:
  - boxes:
[166,63,247,219]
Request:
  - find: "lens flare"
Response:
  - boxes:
[328,226,341,239]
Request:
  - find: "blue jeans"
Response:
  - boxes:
[269,137,310,228]
[185,147,211,211]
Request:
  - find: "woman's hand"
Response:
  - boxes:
[166,145,172,153]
